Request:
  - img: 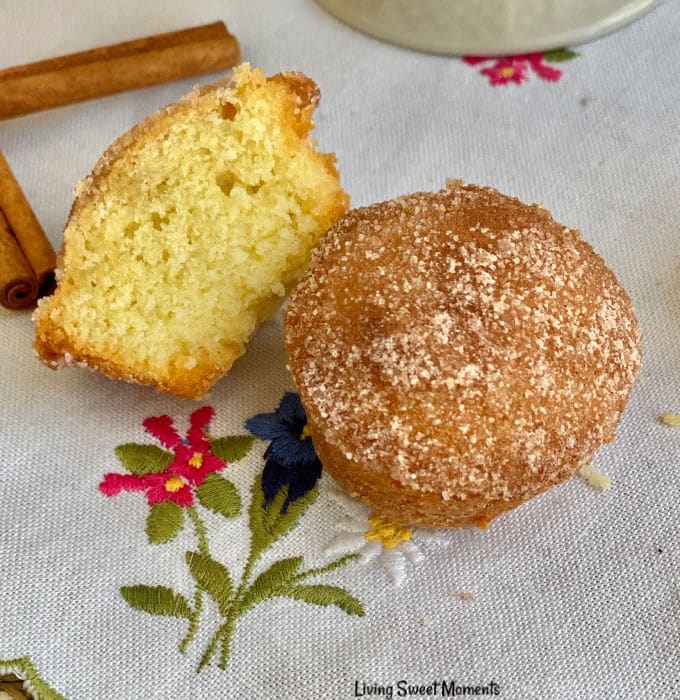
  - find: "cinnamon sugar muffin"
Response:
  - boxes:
[34,64,348,399]
[285,181,641,528]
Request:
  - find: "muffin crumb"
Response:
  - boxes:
[579,462,611,491]
[660,412,680,427]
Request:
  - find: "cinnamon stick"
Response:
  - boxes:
[0,210,38,310]
[0,22,241,120]
[0,150,56,289]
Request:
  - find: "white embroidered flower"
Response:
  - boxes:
[323,479,441,586]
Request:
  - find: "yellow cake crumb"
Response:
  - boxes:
[579,462,612,491]
[660,412,680,427]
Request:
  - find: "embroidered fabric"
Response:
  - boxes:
[1,1,678,698]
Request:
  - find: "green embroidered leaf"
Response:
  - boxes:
[239,556,304,614]
[293,552,360,582]
[248,487,276,563]
[282,584,365,616]
[209,435,255,463]
[248,477,318,560]
[247,475,270,559]
[146,501,184,544]
[185,551,233,616]
[196,473,241,518]
[272,486,318,539]
[120,584,191,618]
[115,443,173,475]
[543,47,579,63]
[264,486,318,539]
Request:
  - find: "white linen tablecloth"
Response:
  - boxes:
[0,1,678,698]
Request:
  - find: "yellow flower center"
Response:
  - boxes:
[500,66,516,77]
[300,424,312,440]
[164,476,185,493]
[364,514,412,549]
[188,452,204,469]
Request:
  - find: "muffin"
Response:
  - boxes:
[34,64,349,399]
[285,181,641,527]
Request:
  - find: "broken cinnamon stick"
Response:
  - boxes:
[0,150,56,290]
[0,22,241,120]
[0,210,38,310]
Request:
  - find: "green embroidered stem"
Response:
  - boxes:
[217,615,239,670]
[180,598,202,654]
[187,506,210,556]
[195,599,237,671]
[198,503,274,671]
[193,503,262,671]
[191,478,362,672]
[212,554,361,669]
[231,546,261,607]
[203,544,261,671]
[0,656,65,700]
[197,624,223,672]
[196,604,241,671]
[180,507,210,653]
[206,553,363,668]
[290,553,359,582]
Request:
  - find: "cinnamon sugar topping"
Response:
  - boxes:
[285,182,642,506]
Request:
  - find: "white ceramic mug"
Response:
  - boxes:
[315,0,660,55]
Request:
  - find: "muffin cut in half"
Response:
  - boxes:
[34,63,348,398]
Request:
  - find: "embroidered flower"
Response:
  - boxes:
[364,514,413,549]
[525,53,563,82]
[245,392,322,512]
[144,406,224,487]
[100,471,194,506]
[480,58,528,85]
[324,481,441,586]
[464,48,577,86]
[461,56,487,66]
[100,406,360,673]
[99,406,225,506]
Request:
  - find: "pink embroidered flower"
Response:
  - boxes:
[100,471,194,507]
[144,406,224,487]
[480,58,528,85]
[464,48,576,86]
[525,53,562,82]
[99,406,225,506]
[462,56,488,66]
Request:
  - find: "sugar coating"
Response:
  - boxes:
[285,181,641,511]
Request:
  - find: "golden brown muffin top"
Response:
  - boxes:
[285,181,642,501]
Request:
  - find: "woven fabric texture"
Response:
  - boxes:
[0,1,678,698]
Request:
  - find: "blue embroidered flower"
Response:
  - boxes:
[245,392,322,511]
